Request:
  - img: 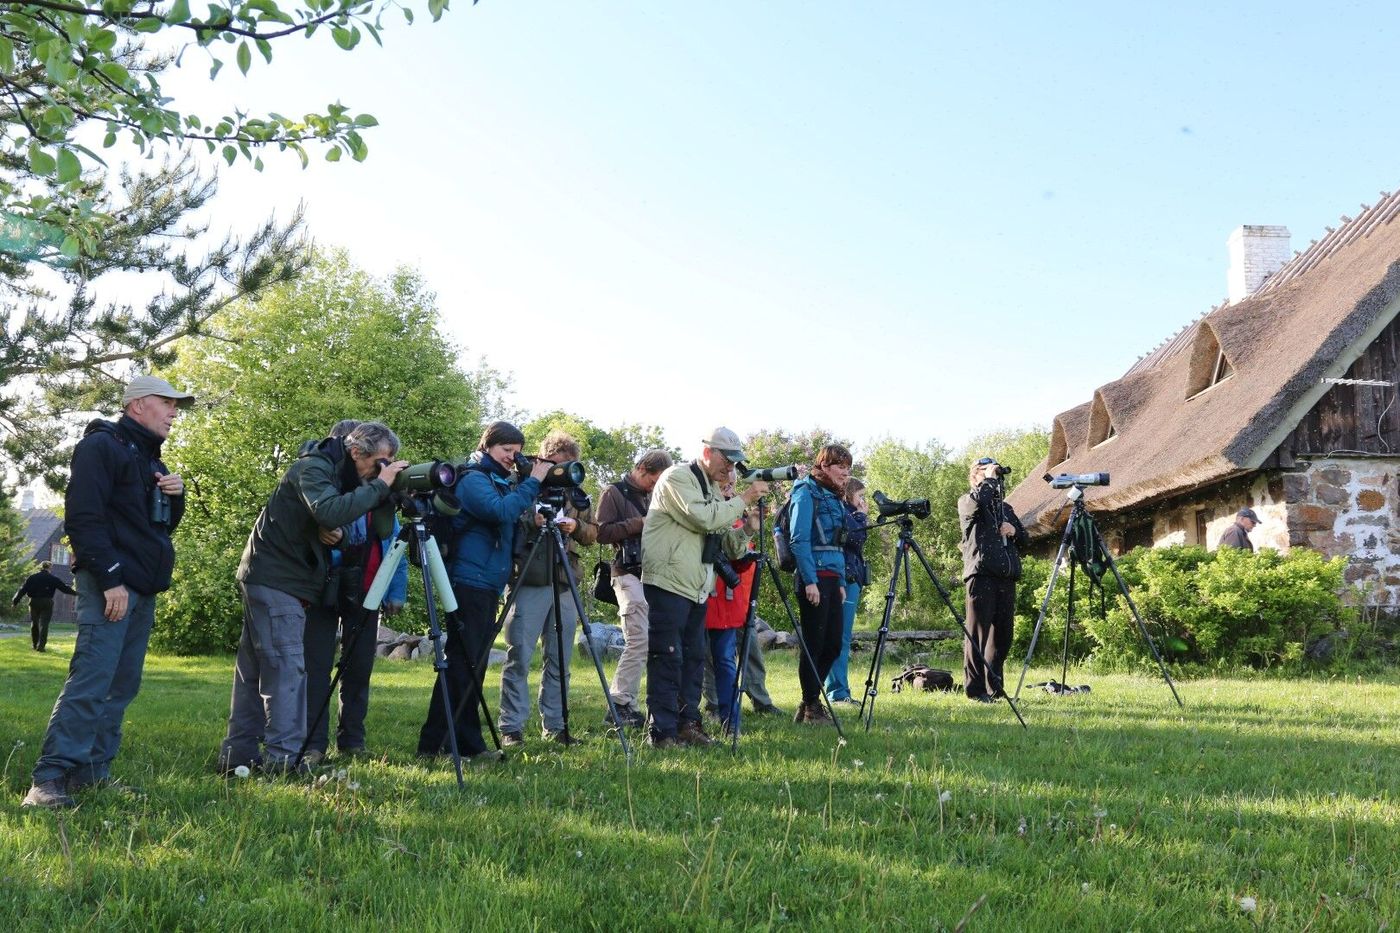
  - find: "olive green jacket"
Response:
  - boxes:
[237,447,392,604]
[641,462,750,603]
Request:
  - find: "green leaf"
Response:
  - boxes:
[168,0,191,23]
[331,26,356,50]
[352,113,378,128]
[222,144,237,165]
[256,38,273,63]
[28,145,57,177]
[325,145,341,162]
[236,41,251,75]
[133,16,164,33]
[427,0,448,22]
[103,132,117,148]
[89,28,118,52]
[60,235,81,259]
[402,7,413,23]
[99,61,131,85]
[209,58,224,80]
[56,148,81,183]
[0,36,13,73]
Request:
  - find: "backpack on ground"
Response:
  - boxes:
[890,665,957,693]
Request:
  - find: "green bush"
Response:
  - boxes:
[1076,545,1346,671]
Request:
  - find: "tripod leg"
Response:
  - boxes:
[728,561,761,752]
[1061,561,1075,692]
[548,550,573,743]
[550,528,633,760]
[413,529,465,786]
[861,541,904,733]
[764,558,845,739]
[1014,524,1072,699]
[1101,546,1185,708]
[906,537,1026,729]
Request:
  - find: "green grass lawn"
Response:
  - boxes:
[1,636,1396,931]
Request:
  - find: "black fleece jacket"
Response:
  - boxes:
[64,415,184,596]
[958,480,1029,583]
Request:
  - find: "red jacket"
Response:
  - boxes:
[706,559,756,630]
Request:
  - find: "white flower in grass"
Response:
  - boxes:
[837,737,848,747]
[347,781,360,792]
[852,759,864,769]
[233,765,251,779]
[335,768,348,781]
[939,791,952,803]
[1081,883,1091,893]
[1092,807,1107,819]
[1238,896,1256,913]
[575,850,583,859]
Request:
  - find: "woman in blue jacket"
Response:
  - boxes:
[824,477,869,705]
[418,421,548,759]
[787,444,854,724]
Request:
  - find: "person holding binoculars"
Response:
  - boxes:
[958,457,1028,703]
[787,444,854,725]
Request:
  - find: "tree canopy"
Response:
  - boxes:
[0,0,460,254]
[157,249,499,652]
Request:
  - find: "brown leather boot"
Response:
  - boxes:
[676,720,716,747]
[805,701,834,725]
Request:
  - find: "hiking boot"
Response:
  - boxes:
[792,703,810,724]
[676,721,716,747]
[646,733,679,750]
[543,729,581,747]
[21,779,75,809]
[751,701,786,716]
[259,756,312,777]
[337,745,370,760]
[605,702,645,728]
[806,702,835,725]
[300,750,326,768]
[500,731,525,748]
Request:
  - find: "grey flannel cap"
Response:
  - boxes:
[701,426,747,464]
[122,375,196,409]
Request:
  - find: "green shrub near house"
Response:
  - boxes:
[1021,546,1349,672]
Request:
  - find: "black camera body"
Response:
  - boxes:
[873,490,932,520]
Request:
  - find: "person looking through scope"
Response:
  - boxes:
[640,427,767,749]
[300,420,410,766]
[958,457,1029,703]
[824,476,870,707]
[701,467,762,735]
[497,430,598,748]
[787,444,853,725]
[219,421,406,776]
[596,448,673,729]
[417,421,550,762]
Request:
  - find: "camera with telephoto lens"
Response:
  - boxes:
[741,464,799,483]
[1047,472,1110,489]
[149,483,171,527]
[873,490,932,520]
[714,559,742,590]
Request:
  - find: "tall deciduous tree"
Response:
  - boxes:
[156,249,502,653]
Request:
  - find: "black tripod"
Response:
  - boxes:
[859,515,1027,730]
[297,496,474,786]
[450,500,633,760]
[1013,487,1183,707]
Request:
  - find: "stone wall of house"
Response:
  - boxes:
[1281,457,1399,597]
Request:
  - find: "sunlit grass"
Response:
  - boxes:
[1,637,1396,930]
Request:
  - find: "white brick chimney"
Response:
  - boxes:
[20,489,35,510]
[1227,225,1291,304]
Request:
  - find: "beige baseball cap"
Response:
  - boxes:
[701,427,747,464]
[121,375,196,409]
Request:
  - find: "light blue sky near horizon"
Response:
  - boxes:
[128,2,1400,461]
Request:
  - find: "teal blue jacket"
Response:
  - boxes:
[788,476,847,587]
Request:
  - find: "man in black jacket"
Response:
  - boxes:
[12,561,77,651]
[218,421,406,775]
[957,457,1029,703]
[23,375,194,809]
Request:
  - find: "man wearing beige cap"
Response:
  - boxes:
[23,375,194,808]
[640,428,768,748]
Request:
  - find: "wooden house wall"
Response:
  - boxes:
[1277,314,1400,458]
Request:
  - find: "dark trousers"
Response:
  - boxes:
[30,597,54,650]
[964,575,1015,697]
[304,596,380,754]
[796,577,844,703]
[644,584,707,739]
[418,584,498,757]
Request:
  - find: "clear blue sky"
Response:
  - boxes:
[150,1,1400,458]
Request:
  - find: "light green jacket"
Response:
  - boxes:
[641,462,750,603]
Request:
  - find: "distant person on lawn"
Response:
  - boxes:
[12,560,76,652]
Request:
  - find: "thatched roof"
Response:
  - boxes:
[1007,190,1400,536]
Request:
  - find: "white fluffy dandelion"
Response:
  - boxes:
[233,765,251,778]
[939,790,952,803]
[1238,896,1257,913]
